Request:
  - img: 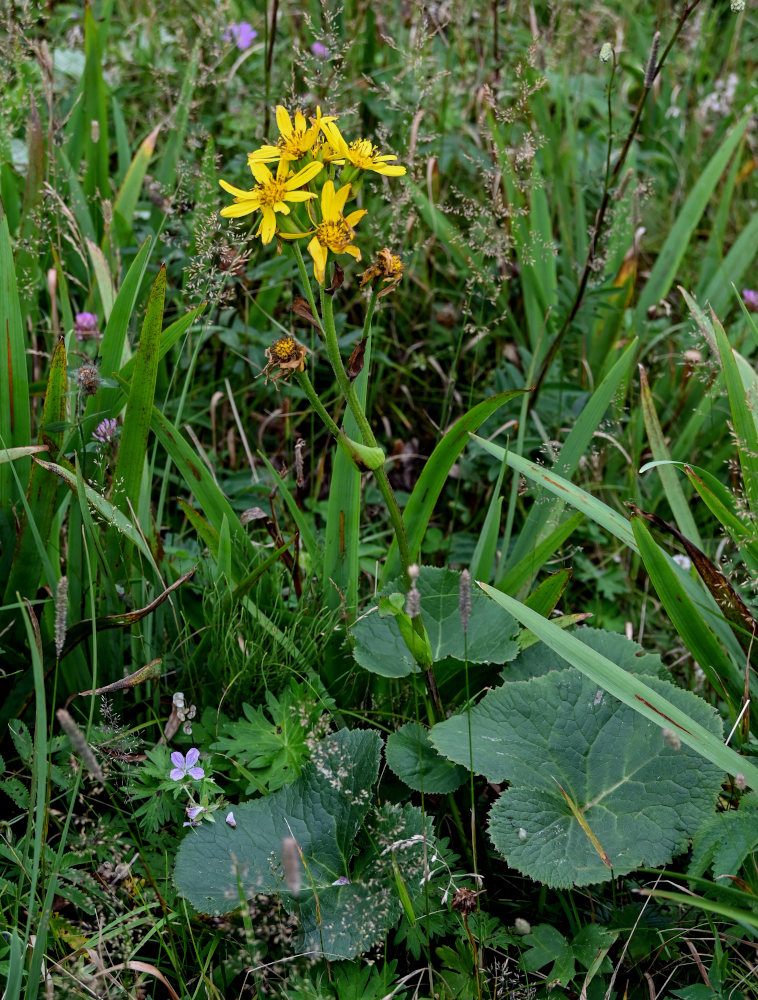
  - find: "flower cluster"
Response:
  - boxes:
[219,105,406,285]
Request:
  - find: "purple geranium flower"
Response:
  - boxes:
[223,21,257,51]
[311,41,330,58]
[183,805,206,827]
[169,748,205,781]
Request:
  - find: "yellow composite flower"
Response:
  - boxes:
[248,105,334,166]
[306,180,367,285]
[219,159,323,244]
[320,120,406,177]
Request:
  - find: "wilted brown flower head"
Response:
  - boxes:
[262,336,308,384]
[359,248,404,296]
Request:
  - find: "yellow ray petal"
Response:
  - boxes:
[219,178,253,198]
[220,202,259,218]
[259,207,277,244]
[249,161,274,185]
[286,161,323,188]
[276,105,294,137]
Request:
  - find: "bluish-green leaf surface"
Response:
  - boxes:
[504,627,668,683]
[430,669,723,887]
[352,566,518,677]
[175,729,434,958]
[385,722,467,793]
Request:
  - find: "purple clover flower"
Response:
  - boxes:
[311,41,330,58]
[169,748,205,781]
[93,418,118,445]
[223,22,257,51]
[743,289,758,313]
[74,311,100,340]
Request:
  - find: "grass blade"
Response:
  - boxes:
[114,265,166,517]
[630,514,741,706]
[382,390,522,583]
[634,114,750,324]
[479,583,758,792]
[638,364,701,545]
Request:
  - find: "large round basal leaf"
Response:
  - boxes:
[386,722,467,793]
[297,802,432,958]
[504,628,667,683]
[429,670,723,887]
[353,567,518,677]
[174,729,381,915]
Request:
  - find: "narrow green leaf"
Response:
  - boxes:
[696,290,758,518]
[82,4,109,205]
[217,515,232,582]
[32,457,153,561]
[638,364,701,546]
[3,341,68,602]
[634,115,750,323]
[474,436,638,552]
[631,515,740,704]
[506,339,637,569]
[107,125,160,251]
[685,465,758,569]
[496,511,584,595]
[119,302,205,384]
[113,265,166,516]
[75,236,152,444]
[524,570,571,617]
[257,453,322,577]
[383,391,522,583]
[478,583,758,792]
[0,201,30,510]
[86,238,116,320]
[150,407,258,580]
[0,445,48,464]
[324,346,369,616]
[155,43,199,187]
[469,454,506,583]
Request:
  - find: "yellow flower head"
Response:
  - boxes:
[262,336,308,383]
[248,105,334,166]
[219,159,323,243]
[320,120,406,177]
[306,180,367,285]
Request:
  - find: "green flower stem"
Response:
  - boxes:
[291,246,441,717]
[293,370,362,467]
[291,241,324,338]
[320,286,441,715]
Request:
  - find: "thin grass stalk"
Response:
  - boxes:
[530,0,704,407]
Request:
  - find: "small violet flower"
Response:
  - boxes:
[223,22,257,51]
[170,747,205,782]
[183,805,206,827]
[311,41,330,58]
[742,289,758,313]
[92,418,118,445]
[225,811,236,828]
[331,875,350,885]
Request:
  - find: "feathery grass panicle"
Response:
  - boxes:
[56,709,104,781]
[459,569,471,634]
[54,576,68,659]
[281,837,301,896]
[644,31,661,88]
